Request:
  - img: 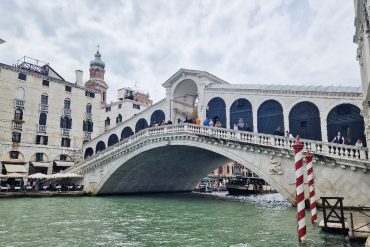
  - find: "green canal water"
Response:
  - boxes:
[0,193,360,247]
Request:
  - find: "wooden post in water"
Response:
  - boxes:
[306,152,317,225]
[294,138,306,244]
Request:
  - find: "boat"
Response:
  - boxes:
[226,177,276,195]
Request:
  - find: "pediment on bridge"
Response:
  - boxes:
[162,68,229,88]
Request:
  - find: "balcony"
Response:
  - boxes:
[14,99,25,108]
[39,103,48,112]
[85,112,92,121]
[61,128,70,137]
[63,108,71,116]
[37,124,46,133]
[12,121,22,130]
[83,131,92,141]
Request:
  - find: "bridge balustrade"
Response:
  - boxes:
[72,124,369,173]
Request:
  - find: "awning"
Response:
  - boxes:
[0,173,27,178]
[50,172,83,179]
[54,161,74,167]
[28,173,51,179]
[31,162,50,167]
[4,164,27,173]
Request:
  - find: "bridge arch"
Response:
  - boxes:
[96,141,106,153]
[135,118,148,133]
[150,110,165,125]
[206,97,226,127]
[229,98,253,130]
[327,103,365,145]
[84,147,94,159]
[289,101,321,140]
[121,127,134,140]
[257,99,284,135]
[108,134,119,147]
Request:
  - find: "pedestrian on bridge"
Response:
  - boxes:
[203,117,210,126]
[332,131,345,144]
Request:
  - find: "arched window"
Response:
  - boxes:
[14,109,23,120]
[84,147,94,159]
[230,98,253,130]
[121,127,134,139]
[108,134,119,146]
[327,104,365,146]
[60,116,72,129]
[64,98,71,109]
[86,104,92,114]
[257,100,284,135]
[206,97,226,127]
[41,93,48,105]
[105,117,110,126]
[96,141,106,153]
[15,87,25,100]
[289,101,321,140]
[150,110,165,125]
[135,118,148,133]
[39,112,47,125]
[116,114,122,123]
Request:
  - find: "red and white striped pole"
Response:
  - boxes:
[306,152,317,225]
[294,138,306,243]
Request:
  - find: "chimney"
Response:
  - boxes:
[75,70,83,85]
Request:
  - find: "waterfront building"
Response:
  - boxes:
[0,50,151,178]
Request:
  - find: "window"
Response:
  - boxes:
[42,79,49,87]
[61,138,71,147]
[65,85,72,92]
[14,109,23,120]
[105,107,111,112]
[35,152,44,162]
[133,104,140,110]
[18,73,27,81]
[118,104,122,109]
[86,104,92,113]
[36,135,48,145]
[64,99,71,109]
[39,113,47,125]
[85,91,95,98]
[9,151,19,159]
[60,154,67,161]
[60,117,72,129]
[83,121,94,132]
[12,132,21,143]
[41,94,48,105]
[116,114,122,123]
[105,117,110,126]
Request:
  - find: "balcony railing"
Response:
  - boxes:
[12,121,22,130]
[61,128,70,136]
[84,131,92,140]
[37,124,46,133]
[63,108,71,116]
[85,112,92,120]
[39,103,48,112]
[14,99,25,108]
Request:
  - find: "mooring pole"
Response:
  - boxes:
[294,138,306,243]
[306,152,317,225]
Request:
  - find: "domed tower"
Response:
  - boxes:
[85,47,109,104]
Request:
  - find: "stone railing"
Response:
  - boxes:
[14,99,25,108]
[12,121,22,130]
[85,113,92,121]
[61,128,70,136]
[71,124,369,173]
[63,108,71,116]
[37,124,46,133]
[39,103,48,112]
[84,131,92,140]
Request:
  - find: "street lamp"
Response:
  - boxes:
[0,39,5,44]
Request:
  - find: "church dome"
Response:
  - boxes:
[90,50,105,69]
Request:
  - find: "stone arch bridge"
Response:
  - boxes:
[69,124,370,207]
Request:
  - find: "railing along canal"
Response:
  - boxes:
[71,124,369,173]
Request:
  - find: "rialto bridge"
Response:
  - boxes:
[68,69,370,207]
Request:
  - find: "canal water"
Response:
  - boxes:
[0,193,360,247]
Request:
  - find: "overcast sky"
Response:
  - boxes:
[0,0,360,102]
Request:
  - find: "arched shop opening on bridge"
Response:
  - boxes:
[289,101,321,141]
[96,140,106,153]
[135,118,148,133]
[121,126,134,140]
[327,103,366,146]
[257,100,284,135]
[84,147,94,159]
[108,134,119,147]
[151,110,165,125]
[206,97,226,127]
[230,98,253,131]
[172,79,198,121]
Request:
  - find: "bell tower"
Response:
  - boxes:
[85,45,108,104]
